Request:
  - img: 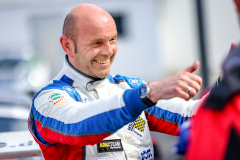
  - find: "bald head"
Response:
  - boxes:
[60,4,118,78]
[62,4,116,50]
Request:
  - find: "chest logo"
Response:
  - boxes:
[129,79,142,85]
[84,98,91,103]
[49,94,61,101]
[125,117,146,140]
[63,86,75,94]
[48,94,68,107]
[97,139,123,153]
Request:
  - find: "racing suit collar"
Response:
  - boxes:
[65,54,103,81]
[64,54,107,91]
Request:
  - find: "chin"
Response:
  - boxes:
[96,71,110,79]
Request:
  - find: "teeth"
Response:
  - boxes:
[95,60,109,64]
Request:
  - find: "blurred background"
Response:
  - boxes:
[0,0,239,159]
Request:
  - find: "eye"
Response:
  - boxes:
[93,41,103,46]
[95,42,101,45]
[110,37,116,43]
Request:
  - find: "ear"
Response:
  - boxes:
[60,35,75,58]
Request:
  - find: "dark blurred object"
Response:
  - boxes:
[110,13,125,38]
[172,121,191,155]
[152,135,162,159]
[172,77,220,158]
[185,47,240,160]
[195,0,209,88]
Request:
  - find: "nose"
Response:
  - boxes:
[101,41,113,57]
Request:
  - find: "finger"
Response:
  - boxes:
[175,81,197,99]
[187,87,197,98]
[175,88,191,101]
[184,60,200,73]
[184,76,201,92]
[229,42,237,55]
[179,82,197,97]
[181,72,202,86]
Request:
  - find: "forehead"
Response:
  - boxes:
[77,15,117,43]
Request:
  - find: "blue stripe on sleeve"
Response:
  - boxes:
[34,118,52,146]
[147,106,189,126]
[32,87,149,135]
[108,74,189,127]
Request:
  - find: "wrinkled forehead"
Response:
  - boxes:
[76,13,117,41]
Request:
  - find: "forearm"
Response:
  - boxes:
[145,97,204,135]
[32,87,149,146]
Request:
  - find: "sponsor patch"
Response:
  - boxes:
[97,139,123,153]
[129,79,142,85]
[63,86,75,94]
[125,117,146,140]
[48,94,68,107]
[84,98,91,103]
[48,94,61,101]
[139,147,153,160]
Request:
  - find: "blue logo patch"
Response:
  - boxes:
[139,147,153,160]
[84,98,91,103]
[129,79,142,85]
[63,86,75,94]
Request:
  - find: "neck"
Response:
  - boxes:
[65,54,102,81]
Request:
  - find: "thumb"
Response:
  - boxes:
[185,60,200,73]
[229,42,237,55]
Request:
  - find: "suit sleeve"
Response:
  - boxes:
[145,95,207,136]
[31,86,149,146]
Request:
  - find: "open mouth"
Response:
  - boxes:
[94,59,109,64]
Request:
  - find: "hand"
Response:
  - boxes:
[229,42,237,55]
[221,42,237,80]
[147,61,202,102]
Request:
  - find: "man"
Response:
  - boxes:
[185,46,240,160]
[28,4,203,160]
[184,1,240,159]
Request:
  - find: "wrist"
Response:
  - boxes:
[147,83,158,103]
[140,84,157,107]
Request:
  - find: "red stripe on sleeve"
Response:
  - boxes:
[35,120,110,146]
[145,111,179,136]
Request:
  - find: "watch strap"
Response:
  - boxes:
[141,96,156,107]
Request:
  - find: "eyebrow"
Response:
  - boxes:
[92,33,118,42]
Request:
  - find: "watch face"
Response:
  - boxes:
[140,85,147,98]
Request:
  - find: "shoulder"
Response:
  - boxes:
[108,74,145,88]
[33,76,81,102]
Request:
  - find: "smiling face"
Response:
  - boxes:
[73,17,117,78]
[63,5,118,79]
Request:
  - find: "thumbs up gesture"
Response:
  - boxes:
[148,61,202,102]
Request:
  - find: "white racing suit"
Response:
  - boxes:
[28,55,201,160]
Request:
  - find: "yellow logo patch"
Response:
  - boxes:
[133,117,146,133]
[125,116,146,140]
[99,142,110,148]
[97,139,123,153]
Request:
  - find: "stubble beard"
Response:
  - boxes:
[88,63,111,79]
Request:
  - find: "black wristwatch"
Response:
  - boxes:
[140,84,156,107]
